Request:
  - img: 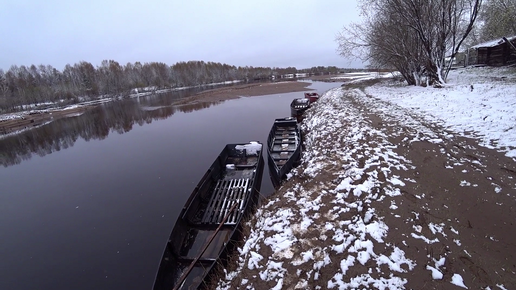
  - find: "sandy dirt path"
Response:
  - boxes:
[218,82,516,289]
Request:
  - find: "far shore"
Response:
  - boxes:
[0,79,317,137]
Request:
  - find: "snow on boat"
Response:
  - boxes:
[290,98,310,117]
[152,142,264,290]
[304,92,320,103]
[267,117,302,188]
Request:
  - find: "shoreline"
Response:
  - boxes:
[218,68,516,289]
[0,80,314,137]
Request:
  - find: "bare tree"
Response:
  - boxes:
[337,0,482,85]
[403,0,482,82]
[0,58,311,112]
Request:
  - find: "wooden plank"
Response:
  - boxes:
[227,178,242,224]
[221,179,235,223]
[228,179,240,224]
[276,132,295,136]
[236,178,249,222]
[202,180,225,224]
[217,180,232,224]
[202,177,251,225]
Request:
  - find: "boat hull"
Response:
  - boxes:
[267,117,302,188]
[153,142,264,290]
[290,98,310,118]
[304,92,320,103]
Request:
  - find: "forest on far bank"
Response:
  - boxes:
[0,60,359,113]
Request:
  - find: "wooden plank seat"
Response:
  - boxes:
[271,149,296,153]
[276,126,296,131]
[274,139,295,142]
[275,134,296,139]
[272,144,296,148]
[270,151,292,159]
[271,141,297,152]
[273,138,296,144]
[273,156,291,161]
[271,150,295,154]
[275,130,295,134]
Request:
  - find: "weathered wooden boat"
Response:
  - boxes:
[153,142,264,290]
[304,92,320,103]
[267,117,302,188]
[290,98,310,117]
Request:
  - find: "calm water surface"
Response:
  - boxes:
[0,81,342,290]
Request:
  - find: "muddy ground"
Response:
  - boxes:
[176,81,313,104]
[217,79,516,289]
[348,91,516,289]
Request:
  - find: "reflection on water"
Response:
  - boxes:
[0,90,223,167]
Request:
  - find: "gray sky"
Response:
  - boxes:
[0,0,362,71]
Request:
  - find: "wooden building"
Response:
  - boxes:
[466,36,516,66]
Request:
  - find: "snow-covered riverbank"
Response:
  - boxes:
[218,66,516,289]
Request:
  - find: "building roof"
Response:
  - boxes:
[471,35,516,48]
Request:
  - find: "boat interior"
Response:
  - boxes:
[269,124,299,167]
[154,143,263,290]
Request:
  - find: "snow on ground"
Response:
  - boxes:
[0,112,26,122]
[219,86,419,289]
[330,72,389,81]
[364,67,516,158]
[218,66,515,289]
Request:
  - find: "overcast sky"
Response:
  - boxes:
[0,0,362,71]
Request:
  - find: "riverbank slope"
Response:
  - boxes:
[218,67,516,289]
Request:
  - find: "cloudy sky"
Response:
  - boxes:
[0,0,362,71]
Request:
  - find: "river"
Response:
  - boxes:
[0,80,342,290]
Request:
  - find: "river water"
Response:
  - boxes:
[0,80,342,290]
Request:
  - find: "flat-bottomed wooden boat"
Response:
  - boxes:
[304,92,320,103]
[153,142,264,290]
[267,117,302,188]
[290,98,310,118]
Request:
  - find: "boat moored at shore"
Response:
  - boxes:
[304,92,320,103]
[267,117,302,188]
[152,142,264,290]
[290,98,310,118]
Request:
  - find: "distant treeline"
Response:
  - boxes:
[0,60,360,113]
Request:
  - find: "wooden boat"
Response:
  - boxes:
[153,142,264,290]
[290,98,310,117]
[304,92,320,103]
[267,117,302,188]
